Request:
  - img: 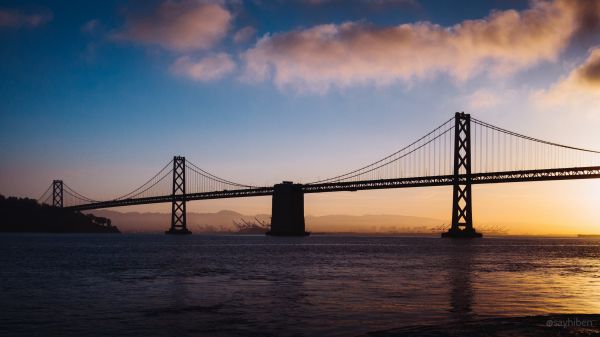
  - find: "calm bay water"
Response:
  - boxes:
[1,234,600,336]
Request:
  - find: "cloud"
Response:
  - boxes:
[0,9,52,28]
[302,0,418,6]
[569,0,600,45]
[171,53,236,81]
[533,47,600,115]
[577,48,600,86]
[466,89,500,110]
[81,19,100,34]
[233,26,256,44]
[241,0,592,92]
[114,1,232,52]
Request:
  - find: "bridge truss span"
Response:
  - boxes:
[303,175,455,193]
[302,165,600,194]
[471,166,600,184]
[66,186,274,211]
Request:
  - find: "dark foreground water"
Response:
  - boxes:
[1,234,600,336]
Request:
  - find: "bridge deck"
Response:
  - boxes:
[66,166,600,211]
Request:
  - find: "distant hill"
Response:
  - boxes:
[0,195,119,233]
[88,209,445,234]
[88,209,269,233]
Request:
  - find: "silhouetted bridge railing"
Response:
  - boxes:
[38,113,600,237]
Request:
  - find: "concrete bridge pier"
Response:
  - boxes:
[267,182,309,236]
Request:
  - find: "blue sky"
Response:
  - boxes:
[2,0,600,232]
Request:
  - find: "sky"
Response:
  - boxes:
[2,0,600,234]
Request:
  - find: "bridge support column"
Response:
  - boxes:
[166,156,191,235]
[267,182,309,236]
[52,180,63,208]
[443,112,482,238]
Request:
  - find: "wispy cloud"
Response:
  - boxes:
[81,19,100,34]
[171,53,236,81]
[301,0,418,6]
[0,8,52,28]
[466,89,500,110]
[113,1,232,52]
[533,47,600,117]
[575,49,600,87]
[241,0,592,92]
[233,26,256,44]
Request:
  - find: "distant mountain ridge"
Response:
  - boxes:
[88,209,445,234]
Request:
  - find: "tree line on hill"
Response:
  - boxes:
[0,195,119,233]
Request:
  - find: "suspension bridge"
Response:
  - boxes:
[37,113,600,237]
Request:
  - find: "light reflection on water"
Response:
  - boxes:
[1,234,600,336]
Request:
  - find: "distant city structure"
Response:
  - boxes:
[233,217,270,234]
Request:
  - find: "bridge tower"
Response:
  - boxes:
[267,182,309,236]
[165,156,191,235]
[442,112,482,238]
[52,180,63,208]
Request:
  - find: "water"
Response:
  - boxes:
[1,234,600,336]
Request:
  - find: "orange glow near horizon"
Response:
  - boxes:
[105,179,600,236]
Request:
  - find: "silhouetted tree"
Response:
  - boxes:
[0,195,119,233]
